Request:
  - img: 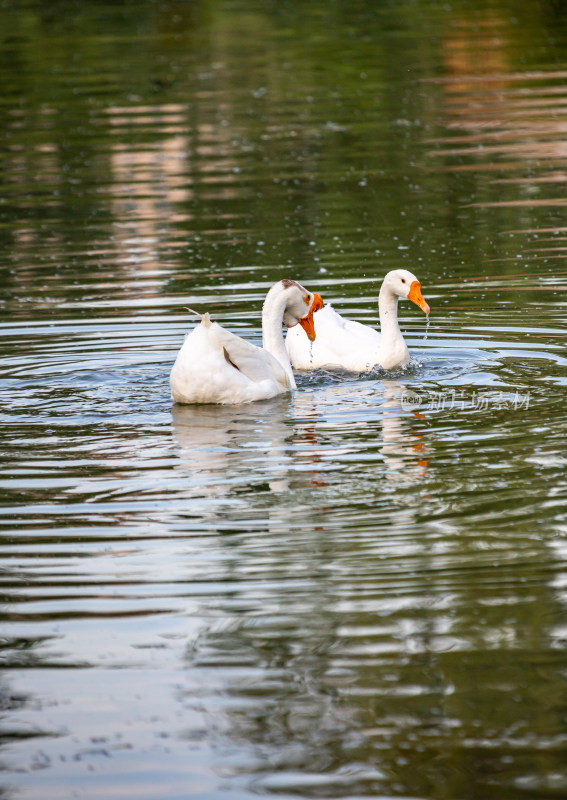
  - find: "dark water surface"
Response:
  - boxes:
[2,1,567,798]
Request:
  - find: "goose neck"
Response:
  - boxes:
[262,287,297,389]
[378,284,403,343]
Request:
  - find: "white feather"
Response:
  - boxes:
[286,270,429,372]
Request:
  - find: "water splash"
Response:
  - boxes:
[423,312,430,341]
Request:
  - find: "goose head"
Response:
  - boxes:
[280,279,324,341]
[383,269,430,314]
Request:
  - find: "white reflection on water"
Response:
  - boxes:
[380,380,429,483]
[171,397,296,496]
[171,377,430,496]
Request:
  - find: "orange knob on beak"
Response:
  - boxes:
[299,292,324,342]
[407,281,430,314]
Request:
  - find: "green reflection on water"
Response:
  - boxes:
[1,0,567,322]
[1,1,567,799]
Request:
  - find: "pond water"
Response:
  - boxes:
[2,1,567,798]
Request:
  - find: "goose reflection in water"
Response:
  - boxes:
[380,380,429,482]
[170,396,329,497]
[171,378,429,508]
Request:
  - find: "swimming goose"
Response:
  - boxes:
[286,269,429,371]
[170,280,324,404]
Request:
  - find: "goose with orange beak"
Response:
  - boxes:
[170,280,324,404]
[286,269,429,372]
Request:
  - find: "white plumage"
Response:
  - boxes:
[286,269,429,372]
[170,280,323,405]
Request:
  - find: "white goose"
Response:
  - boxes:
[170,280,324,404]
[286,269,430,372]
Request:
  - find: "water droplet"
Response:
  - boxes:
[423,313,430,341]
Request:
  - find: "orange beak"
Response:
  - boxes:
[299,292,324,342]
[407,280,430,314]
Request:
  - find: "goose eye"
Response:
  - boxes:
[401,278,406,284]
